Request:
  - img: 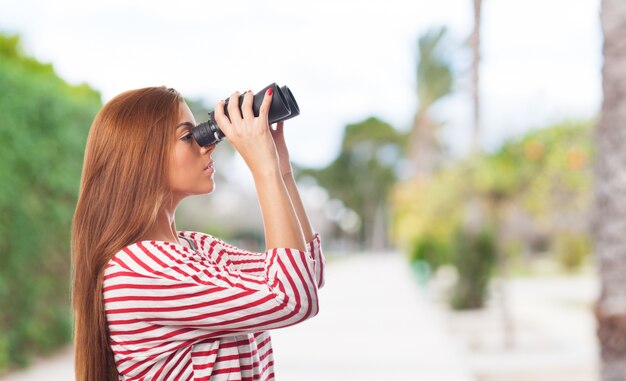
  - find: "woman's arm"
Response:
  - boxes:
[269,121,325,288]
[104,240,320,337]
[179,230,325,288]
[271,121,315,243]
[214,89,305,252]
[282,174,314,242]
[253,169,305,251]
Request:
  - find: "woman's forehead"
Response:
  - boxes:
[177,102,196,126]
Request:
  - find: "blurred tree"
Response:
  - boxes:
[450,227,497,309]
[407,26,454,179]
[595,1,626,379]
[470,0,483,154]
[474,121,592,252]
[0,34,101,372]
[393,119,592,308]
[303,117,405,250]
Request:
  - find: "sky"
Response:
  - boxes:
[0,0,602,169]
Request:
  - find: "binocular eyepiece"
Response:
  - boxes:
[192,82,300,147]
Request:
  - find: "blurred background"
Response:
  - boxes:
[0,0,608,380]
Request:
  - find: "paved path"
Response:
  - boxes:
[0,253,471,381]
[271,253,471,381]
[0,346,74,381]
[439,275,600,381]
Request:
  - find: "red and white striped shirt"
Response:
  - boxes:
[103,231,325,381]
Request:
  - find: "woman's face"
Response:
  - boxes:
[168,101,217,199]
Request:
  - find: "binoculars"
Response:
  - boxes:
[192,82,300,147]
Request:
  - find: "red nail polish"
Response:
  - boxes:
[267,87,273,96]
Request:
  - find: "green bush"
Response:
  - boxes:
[450,227,498,310]
[554,232,591,272]
[0,34,101,371]
[410,235,450,267]
[393,119,592,309]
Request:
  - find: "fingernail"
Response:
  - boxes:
[267,87,273,96]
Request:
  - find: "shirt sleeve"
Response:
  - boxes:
[180,231,325,288]
[307,233,325,289]
[103,238,322,338]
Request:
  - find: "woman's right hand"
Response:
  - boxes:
[213,87,305,251]
[213,88,280,177]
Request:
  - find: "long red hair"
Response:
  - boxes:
[71,87,182,381]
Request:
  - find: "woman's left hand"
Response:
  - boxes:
[270,121,293,176]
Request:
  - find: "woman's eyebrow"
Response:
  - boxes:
[176,121,195,129]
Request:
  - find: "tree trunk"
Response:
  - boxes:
[371,202,387,252]
[470,0,482,154]
[595,1,626,379]
[407,108,437,179]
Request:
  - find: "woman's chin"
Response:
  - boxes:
[196,179,215,195]
[182,184,215,198]
[201,183,215,194]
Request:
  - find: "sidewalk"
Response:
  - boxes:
[0,253,471,381]
[0,346,74,381]
[271,253,471,381]
[432,273,600,381]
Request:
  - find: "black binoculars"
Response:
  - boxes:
[191,82,300,147]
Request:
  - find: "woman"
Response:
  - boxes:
[72,86,325,381]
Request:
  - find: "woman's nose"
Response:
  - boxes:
[200,144,215,155]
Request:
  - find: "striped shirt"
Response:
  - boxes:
[103,231,325,381]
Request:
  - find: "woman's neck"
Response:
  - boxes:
[142,205,179,243]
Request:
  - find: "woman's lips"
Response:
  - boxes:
[204,162,214,173]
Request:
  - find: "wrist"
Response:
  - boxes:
[281,163,294,176]
[251,163,283,183]
[278,154,292,174]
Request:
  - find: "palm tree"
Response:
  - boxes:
[470,0,483,154]
[407,27,453,179]
[594,0,626,379]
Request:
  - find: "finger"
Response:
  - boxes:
[227,92,243,123]
[241,90,255,120]
[258,86,273,123]
[213,100,233,136]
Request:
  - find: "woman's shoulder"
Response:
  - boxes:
[105,235,212,273]
[177,230,222,251]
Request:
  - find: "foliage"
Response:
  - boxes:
[391,167,465,262]
[409,234,451,270]
[407,26,455,178]
[473,120,592,209]
[0,34,101,371]
[553,232,591,272]
[476,120,592,265]
[303,117,405,248]
[450,227,498,310]
[415,26,453,109]
[393,119,593,307]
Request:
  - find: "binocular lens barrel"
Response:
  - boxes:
[192,82,300,147]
